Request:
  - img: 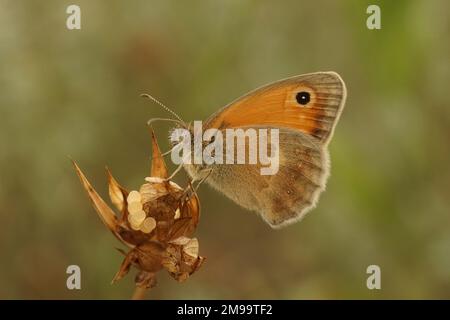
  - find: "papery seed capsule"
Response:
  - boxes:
[132,210,146,222]
[144,177,164,184]
[139,183,158,204]
[130,221,142,231]
[170,236,190,246]
[128,201,143,214]
[140,217,156,233]
[143,177,182,189]
[183,238,199,258]
[128,210,146,228]
[127,190,141,203]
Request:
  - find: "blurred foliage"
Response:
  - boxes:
[0,0,449,299]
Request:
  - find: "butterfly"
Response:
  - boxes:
[146,71,346,228]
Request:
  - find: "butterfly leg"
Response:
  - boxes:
[163,161,184,181]
[193,168,213,192]
[178,168,212,203]
[178,180,197,203]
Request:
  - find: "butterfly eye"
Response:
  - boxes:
[296,91,310,106]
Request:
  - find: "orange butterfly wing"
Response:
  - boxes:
[204,72,346,145]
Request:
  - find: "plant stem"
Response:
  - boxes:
[131,286,148,300]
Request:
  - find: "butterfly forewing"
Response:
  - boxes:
[204,72,346,146]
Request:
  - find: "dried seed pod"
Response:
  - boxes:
[162,238,205,282]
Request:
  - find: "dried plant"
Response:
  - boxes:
[72,129,205,299]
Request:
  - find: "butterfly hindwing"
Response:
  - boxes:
[201,128,328,227]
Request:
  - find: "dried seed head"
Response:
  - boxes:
[73,128,204,294]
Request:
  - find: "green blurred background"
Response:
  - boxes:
[1,0,449,299]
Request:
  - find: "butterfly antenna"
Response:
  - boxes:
[141,93,185,124]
